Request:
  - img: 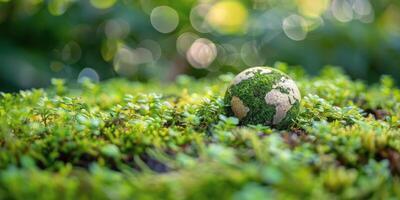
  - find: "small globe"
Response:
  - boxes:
[224,66,301,129]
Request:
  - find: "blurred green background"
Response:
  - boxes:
[0,0,399,92]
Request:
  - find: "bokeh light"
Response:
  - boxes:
[101,39,119,62]
[176,32,199,56]
[380,5,400,36]
[353,0,374,23]
[139,0,157,14]
[50,61,64,72]
[17,0,43,16]
[331,0,353,22]
[105,19,130,39]
[282,14,308,41]
[190,4,212,33]
[248,10,282,37]
[303,17,324,32]
[186,38,217,69]
[206,1,248,34]
[62,41,81,64]
[48,0,70,16]
[90,0,117,9]
[77,68,100,83]
[139,40,162,61]
[297,0,329,18]
[241,41,265,66]
[114,46,153,76]
[218,43,241,67]
[150,6,179,34]
[353,0,372,16]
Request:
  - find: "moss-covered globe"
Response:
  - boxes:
[224,66,301,129]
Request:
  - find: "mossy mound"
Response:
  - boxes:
[0,63,400,199]
[224,66,301,128]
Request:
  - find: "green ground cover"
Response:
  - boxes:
[0,64,400,199]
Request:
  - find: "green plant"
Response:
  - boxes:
[0,64,399,200]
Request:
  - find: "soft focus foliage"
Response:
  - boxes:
[0,0,400,91]
[1,64,400,199]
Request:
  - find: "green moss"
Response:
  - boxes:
[0,64,400,200]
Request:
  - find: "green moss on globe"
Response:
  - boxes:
[224,66,301,129]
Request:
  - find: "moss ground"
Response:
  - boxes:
[0,64,400,199]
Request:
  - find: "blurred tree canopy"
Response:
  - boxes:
[0,0,399,91]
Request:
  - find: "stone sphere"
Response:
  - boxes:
[224,66,301,129]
